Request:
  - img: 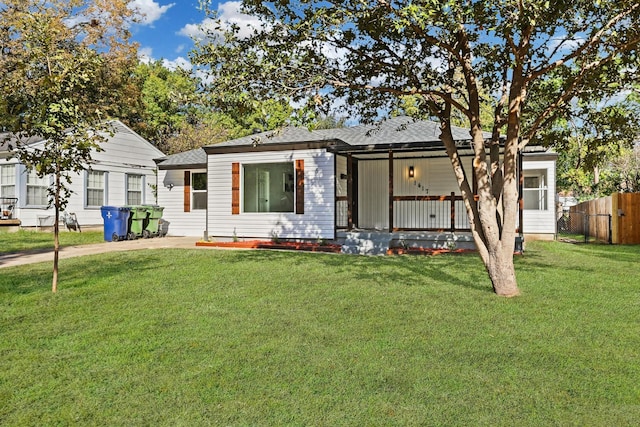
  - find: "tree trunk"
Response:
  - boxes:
[52,170,60,293]
[481,239,520,297]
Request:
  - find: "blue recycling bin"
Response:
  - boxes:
[101,206,131,242]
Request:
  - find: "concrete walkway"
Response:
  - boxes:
[0,236,203,269]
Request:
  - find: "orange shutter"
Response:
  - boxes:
[231,163,240,215]
[295,159,304,214]
[183,171,191,212]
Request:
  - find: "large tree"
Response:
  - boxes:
[0,0,137,292]
[192,0,640,296]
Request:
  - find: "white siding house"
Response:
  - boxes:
[155,117,557,244]
[0,120,163,228]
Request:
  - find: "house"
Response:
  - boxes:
[156,117,557,251]
[0,120,164,229]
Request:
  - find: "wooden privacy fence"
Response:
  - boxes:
[569,193,640,244]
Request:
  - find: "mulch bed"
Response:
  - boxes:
[195,240,343,253]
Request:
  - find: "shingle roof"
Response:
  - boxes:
[317,116,480,146]
[0,133,45,154]
[160,117,496,167]
[212,126,334,148]
[155,148,207,169]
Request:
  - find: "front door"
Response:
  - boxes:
[358,160,389,229]
[257,170,270,212]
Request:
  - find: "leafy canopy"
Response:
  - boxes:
[193,0,640,139]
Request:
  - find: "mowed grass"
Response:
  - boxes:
[1,241,639,425]
[0,229,104,254]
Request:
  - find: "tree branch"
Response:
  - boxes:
[528,3,640,82]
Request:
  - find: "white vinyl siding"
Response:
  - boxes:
[207,149,335,240]
[522,157,557,237]
[156,168,207,236]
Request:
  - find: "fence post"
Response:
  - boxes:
[608,214,612,245]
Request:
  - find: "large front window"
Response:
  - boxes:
[523,170,548,210]
[0,164,16,198]
[243,162,294,213]
[86,170,106,207]
[126,174,143,205]
[26,171,48,206]
[192,172,207,210]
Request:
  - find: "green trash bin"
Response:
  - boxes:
[142,205,164,238]
[126,206,149,240]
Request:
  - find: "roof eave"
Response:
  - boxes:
[158,162,207,170]
[204,139,343,155]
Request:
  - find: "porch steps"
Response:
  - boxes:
[338,231,391,255]
[336,231,476,255]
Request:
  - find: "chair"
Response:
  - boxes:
[62,212,81,232]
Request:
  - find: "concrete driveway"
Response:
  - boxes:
[0,236,202,269]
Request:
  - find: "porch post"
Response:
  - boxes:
[347,153,354,230]
[389,150,394,231]
[518,150,523,234]
[450,192,456,232]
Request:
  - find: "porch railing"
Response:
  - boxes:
[1,197,18,220]
[393,194,470,231]
[336,193,471,232]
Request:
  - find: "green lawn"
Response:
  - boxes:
[0,230,104,254]
[1,241,639,425]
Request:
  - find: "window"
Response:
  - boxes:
[0,164,16,198]
[26,170,49,206]
[85,170,106,207]
[126,174,143,205]
[192,172,207,210]
[243,162,294,213]
[523,170,548,210]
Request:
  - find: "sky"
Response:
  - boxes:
[128,0,250,70]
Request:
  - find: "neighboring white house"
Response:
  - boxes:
[0,120,164,228]
[156,117,557,242]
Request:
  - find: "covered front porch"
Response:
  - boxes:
[332,148,524,236]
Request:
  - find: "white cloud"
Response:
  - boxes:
[138,46,154,63]
[162,57,192,71]
[178,19,216,40]
[217,1,265,39]
[178,1,264,41]
[129,0,175,26]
